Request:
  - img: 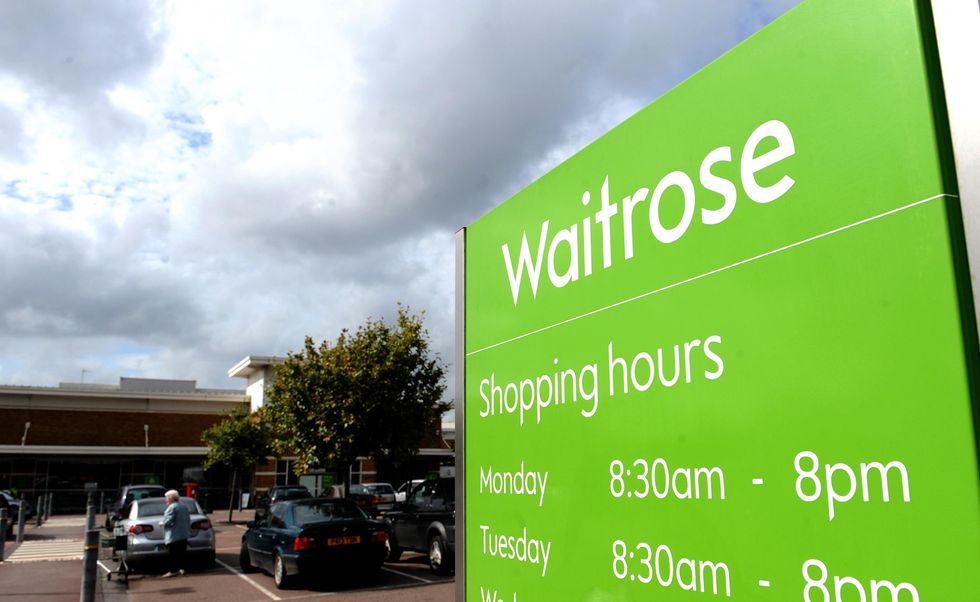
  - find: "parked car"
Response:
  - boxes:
[255,485,313,519]
[1,492,35,538]
[349,483,396,515]
[117,496,215,568]
[1,491,35,518]
[105,484,165,530]
[394,479,424,503]
[385,477,455,574]
[240,497,388,589]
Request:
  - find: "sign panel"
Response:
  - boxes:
[462,0,980,600]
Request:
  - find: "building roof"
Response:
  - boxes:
[228,355,286,379]
[0,378,244,400]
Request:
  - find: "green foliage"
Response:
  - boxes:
[201,406,271,471]
[262,306,448,477]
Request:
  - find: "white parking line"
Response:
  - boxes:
[215,557,282,601]
[381,566,432,584]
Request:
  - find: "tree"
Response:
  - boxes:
[201,406,271,523]
[262,306,448,493]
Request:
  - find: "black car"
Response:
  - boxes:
[104,484,165,530]
[386,477,455,574]
[240,498,388,589]
[1,492,35,539]
[255,485,312,519]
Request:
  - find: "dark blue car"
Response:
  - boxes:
[240,498,389,589]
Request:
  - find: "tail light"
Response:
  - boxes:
[372,530,387,543]
[129,524,153,535]
[294,536,316,551]
[191,519,211,531]
[371,495,381,506]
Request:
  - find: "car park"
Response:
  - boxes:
[105,484,165,530]
[394,479,424,503]
[240,497,389,589]
[385,477,455,574]
[117,496,216,568]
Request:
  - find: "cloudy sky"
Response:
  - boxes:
[0,0,799,397]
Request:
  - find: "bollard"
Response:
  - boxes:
[1,508,8,561]
[86,504,96,531]
[16,500,26,543]
[46,494,53,521]
[36,495,44,527]
[79,528,99,602]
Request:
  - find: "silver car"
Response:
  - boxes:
[117,497,216,567]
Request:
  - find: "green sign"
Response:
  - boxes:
[461,0,980,600]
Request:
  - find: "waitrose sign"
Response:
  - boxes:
[502,119,796,307]
[460,0,980,600]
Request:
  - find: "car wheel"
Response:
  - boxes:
[202,550,216,569]
[428,534,452,575]
[273,554,292,589]
[239,544,256,573]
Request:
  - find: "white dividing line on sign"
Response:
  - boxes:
[215,557,282,601]
[752,478,765,485]
[466,192,955,357]
[759,580,771,587]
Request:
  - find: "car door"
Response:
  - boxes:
[250,503,284,570]
[418,480,449,538]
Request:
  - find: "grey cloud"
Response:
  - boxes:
[190,1,800,262]
[0,0,165,146]
[0,207,203,343]
[0,102,25,160]
[350,0,803,234]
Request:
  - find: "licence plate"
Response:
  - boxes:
[326,536,361,546]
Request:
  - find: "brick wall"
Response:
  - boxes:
[0,408,223,447]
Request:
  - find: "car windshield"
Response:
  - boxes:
[292,500,367,525]
[136,498,200,518]
[365,484,394,495]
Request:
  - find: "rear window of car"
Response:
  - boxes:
[277,488,311,500]
[366,484,394,495]
[136,498,200,517]
[292,500,367,525]
[125,488,164,503]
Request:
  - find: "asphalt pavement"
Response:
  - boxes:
[1,512,454,602]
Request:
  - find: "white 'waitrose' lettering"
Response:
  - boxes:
[502,119,796,305]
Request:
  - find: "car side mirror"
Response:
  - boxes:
[246,520,256,529]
